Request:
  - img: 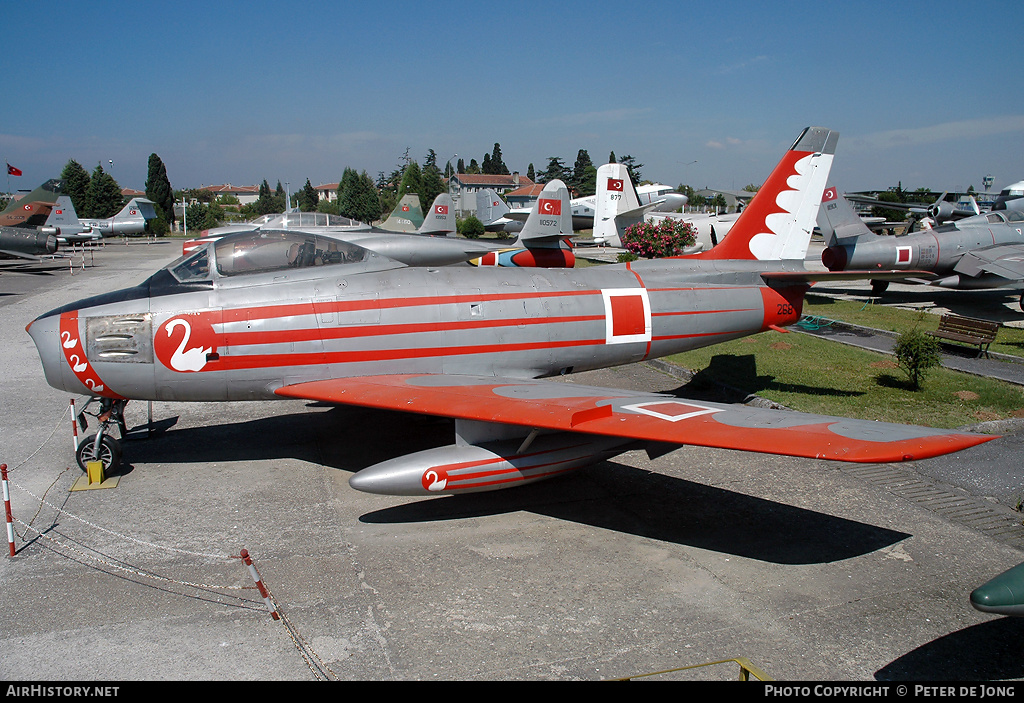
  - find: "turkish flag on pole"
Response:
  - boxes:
[7,163,22,176]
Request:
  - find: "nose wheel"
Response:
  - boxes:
[76,433,122,474]
[75,398,128,474]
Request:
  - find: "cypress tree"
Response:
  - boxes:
[145,153,175,228]
[60,160,91,215]
[86,163,123,218]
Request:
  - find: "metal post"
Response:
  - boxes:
[70,398,79,451]
[2,464,15,557]
[240,549,279,620]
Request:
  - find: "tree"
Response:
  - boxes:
[60,160,91,215]
[458,215,485,238]
[420,150,447,213]
[298,178,319,211]
[893,329,942,390]
[536,156,569,184]
[255,179,282,215]
[485,143,508,175]
[872,189,909,223]
[337,168,381,224]
[145,153,175,231]
[397,161,422,200]
[355,170,382,224]
[570,149,594,195]
[576,165,597,198]
[466,158,480,174]
[527,163,535,182]
[617,155,643,185]
[85,163,123,218]
[456,158,465,174]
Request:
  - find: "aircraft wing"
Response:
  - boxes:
[0,249,44,261]
[276,373,993,463]
[953,244,1024,282]
[504,208,530,222]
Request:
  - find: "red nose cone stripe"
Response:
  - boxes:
[59,312,124,398]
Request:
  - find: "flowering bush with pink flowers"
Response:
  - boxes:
[620,219,697,258]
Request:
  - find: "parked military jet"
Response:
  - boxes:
[476,189,516,232]
[844,191,982,229]
[820,182,1024,305]
[588,163,743,252]
[993,180,1024,212]
[971,561,1024,616]
[377,194,424,232]
[495,180,687,235]
[0,179,62,259]
[40,196,101,245]
[27,127,993,495]
[69,197,157,238]
[1,178,62,228]
[182,194,431,256]
[0,226,58,260]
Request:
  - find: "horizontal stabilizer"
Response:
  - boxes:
[762,269,937,284]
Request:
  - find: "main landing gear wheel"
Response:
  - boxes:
[76,433,122,474]
[870,280,889,296]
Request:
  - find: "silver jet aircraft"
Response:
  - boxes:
[77,198,157,237]
[820,183,1024,306]
[27,127,993,495]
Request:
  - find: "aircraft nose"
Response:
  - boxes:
[26,313,66,391]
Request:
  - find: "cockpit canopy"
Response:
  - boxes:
[168,229,368,283]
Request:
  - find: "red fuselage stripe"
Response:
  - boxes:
[221,314,605,346]
[213,338,605,370]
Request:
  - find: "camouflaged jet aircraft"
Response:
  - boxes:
[0,179,62,259]
[27,127,994,495]
[820,182,1024,306]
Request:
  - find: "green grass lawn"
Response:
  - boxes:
[664,330,1024,429]
[803,294,1024,359]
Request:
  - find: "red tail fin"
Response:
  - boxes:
[689,127,838,261]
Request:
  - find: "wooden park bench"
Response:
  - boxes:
[927,314,1000,358]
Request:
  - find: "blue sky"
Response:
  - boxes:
[2,1,1021,196]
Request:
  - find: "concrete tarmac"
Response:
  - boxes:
[1,241,1023,682]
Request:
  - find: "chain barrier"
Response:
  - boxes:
[5,398,339,680]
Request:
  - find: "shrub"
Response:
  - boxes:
[893,329,942,390]
[620,219,697,258]
[458,215,485,239]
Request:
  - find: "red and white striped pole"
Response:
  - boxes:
[2,464,15,557]
[240,549,279,620]
[70,398,80,451]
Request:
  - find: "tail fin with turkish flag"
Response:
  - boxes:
[7,163,22,176]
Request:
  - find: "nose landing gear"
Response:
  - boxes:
[75,398,128,474]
